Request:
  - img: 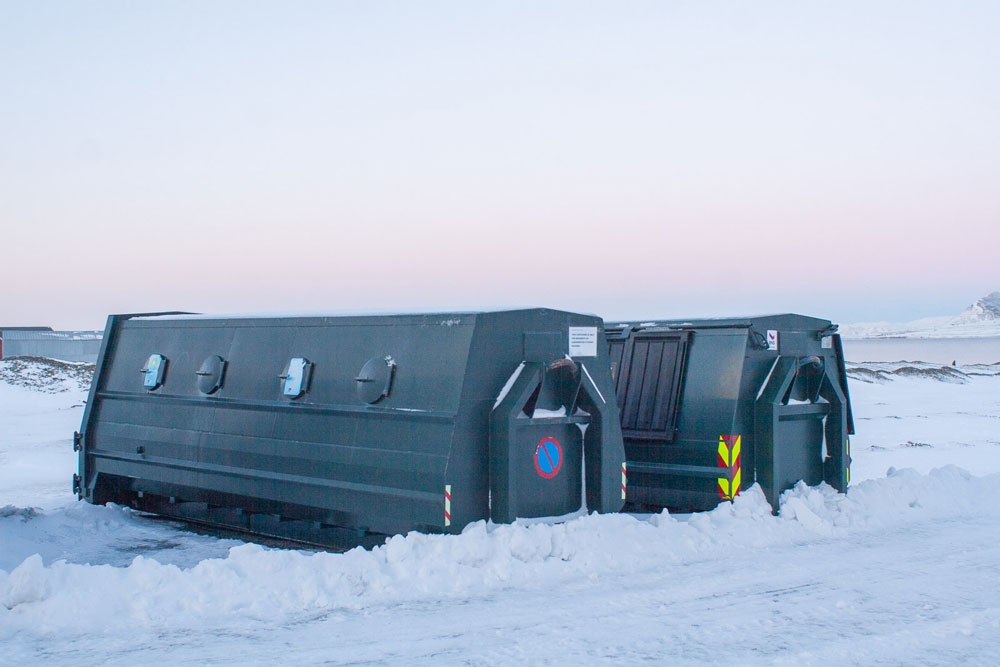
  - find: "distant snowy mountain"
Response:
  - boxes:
[958,291,1000,322]
[841,292,1000,339]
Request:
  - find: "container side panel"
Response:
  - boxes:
[85,315,476,539]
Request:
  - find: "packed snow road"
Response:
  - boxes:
[1,358,999,664]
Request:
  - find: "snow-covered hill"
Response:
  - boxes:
[0,357,94,394]
[841,292,1000,339]
[846,360,1000,384]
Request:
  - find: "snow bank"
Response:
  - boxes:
[846,360,1000,384]
[2,467,995,637]
[0,501,239,573]
[0,357,94,393]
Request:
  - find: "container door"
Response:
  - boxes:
[614,331,689,442]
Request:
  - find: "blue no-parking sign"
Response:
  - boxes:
[534,437,563,479]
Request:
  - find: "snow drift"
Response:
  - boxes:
[846,360,1000,384]
[0,357,94,393]
[2,466,995,637]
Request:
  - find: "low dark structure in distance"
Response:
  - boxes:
[0,326,52,359]
[0,326,103,363]
[75,309,625,547]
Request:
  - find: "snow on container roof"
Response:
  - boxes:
[609,313,835,330]
[134,306,600,321]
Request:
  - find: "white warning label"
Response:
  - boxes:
[766,330,779,351]
[568,327,598,357]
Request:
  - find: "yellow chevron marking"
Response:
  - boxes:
[846,437,851,486]
[717,435,742,501]
[718,439,730,467]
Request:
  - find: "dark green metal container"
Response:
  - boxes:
[76,309,625,547]
[605,314,854,512]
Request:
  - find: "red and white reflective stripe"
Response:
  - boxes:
[444,484,452,527]
[621,462,627,500]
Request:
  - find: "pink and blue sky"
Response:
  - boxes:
[2,1,998,329]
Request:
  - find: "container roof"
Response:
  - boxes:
[131,307,601,322]
[608,313,836,330]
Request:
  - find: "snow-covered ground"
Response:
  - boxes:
[2,358,1000,664]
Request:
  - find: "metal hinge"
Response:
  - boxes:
[73,431,82,452]
[72,473,81,495]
